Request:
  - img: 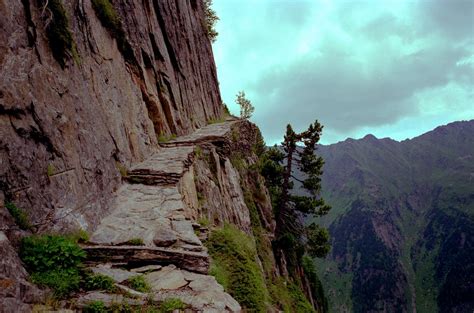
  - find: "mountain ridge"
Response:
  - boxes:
[314,119,474,313]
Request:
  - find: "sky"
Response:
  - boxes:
[211,0,474,145]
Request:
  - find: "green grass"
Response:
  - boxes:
[46,164,56,177]
[83,300,108,313]
[127,275,150,292]
[31,268,81,298]
[205,224,268,312]
[124,238,144,246]
[157,132,176,144]
[84,273,116,292]
[208,116,226,125]
[159,298,186,312]
[68,229,89,243]
[115,161,128,178]
[5,202,31,230]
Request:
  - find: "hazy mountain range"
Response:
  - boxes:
[313,120,474,313]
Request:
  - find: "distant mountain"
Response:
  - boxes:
[313,120,474,313]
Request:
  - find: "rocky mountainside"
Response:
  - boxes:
[314,120,474,313]
[0,1,326,312]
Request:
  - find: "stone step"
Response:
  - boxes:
[82,245,209,274]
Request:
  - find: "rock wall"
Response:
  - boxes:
[0,0,222,232]
[0,1,226,310]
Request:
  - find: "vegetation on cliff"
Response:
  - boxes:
[37,0,79,67]
[203,0,219,42]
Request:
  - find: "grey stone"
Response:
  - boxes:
[130,265,162,273]
[90,265,139,283]
[146,266,188,291]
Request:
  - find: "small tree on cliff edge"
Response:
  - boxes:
[236,91,254,119]
[203,0,219,43]
[261,120,331,269]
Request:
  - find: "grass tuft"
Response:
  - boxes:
[127,275,150,293]
[5,202,32,230]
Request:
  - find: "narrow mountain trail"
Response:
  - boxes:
[77,119,241,312]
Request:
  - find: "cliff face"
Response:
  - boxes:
[0,0,222,233]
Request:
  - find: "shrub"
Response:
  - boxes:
[31,268,81,298]
[83,300,108,313]
[159,298,186,312]
[236,91,254,120]
[20,234,86,298]
[127,275,150,292]
[37,0,79,67]
[20,234,86,272]
[84,273,116,292]
[5,202,31,230]
[206,224,268,312]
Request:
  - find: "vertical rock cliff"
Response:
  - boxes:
[0,0,222,232]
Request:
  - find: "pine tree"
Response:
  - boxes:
[261,120,331,261]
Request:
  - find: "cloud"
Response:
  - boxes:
[213,0,474,144]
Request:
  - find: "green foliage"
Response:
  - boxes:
[124,238,145,246]
[252,128,266,157]
[223,103,231,116]
[115,161,128,178]
[83,300,108,313]
[20,234,86,272]
[157,132,177,143]
[20,234,86,298]
[68,229,89,243]
[194,146,203,159]
[206,224,268,312]
[5,202,31,230]
[287,283,316,313]
[236,91,254,119]
[31,268,81,298]
[302,256,329,313]
[203,0,219,42]
[207,116,226,124]
[91,0,136,66]
[127,275,150,292]
[84,273,116,292]
[229,153,246,171]
[38,0,79,68]
[306,224,330,258]
[159,298,186,312]
[46,164,56,177]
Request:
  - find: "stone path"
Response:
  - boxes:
[82,119,241,312]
